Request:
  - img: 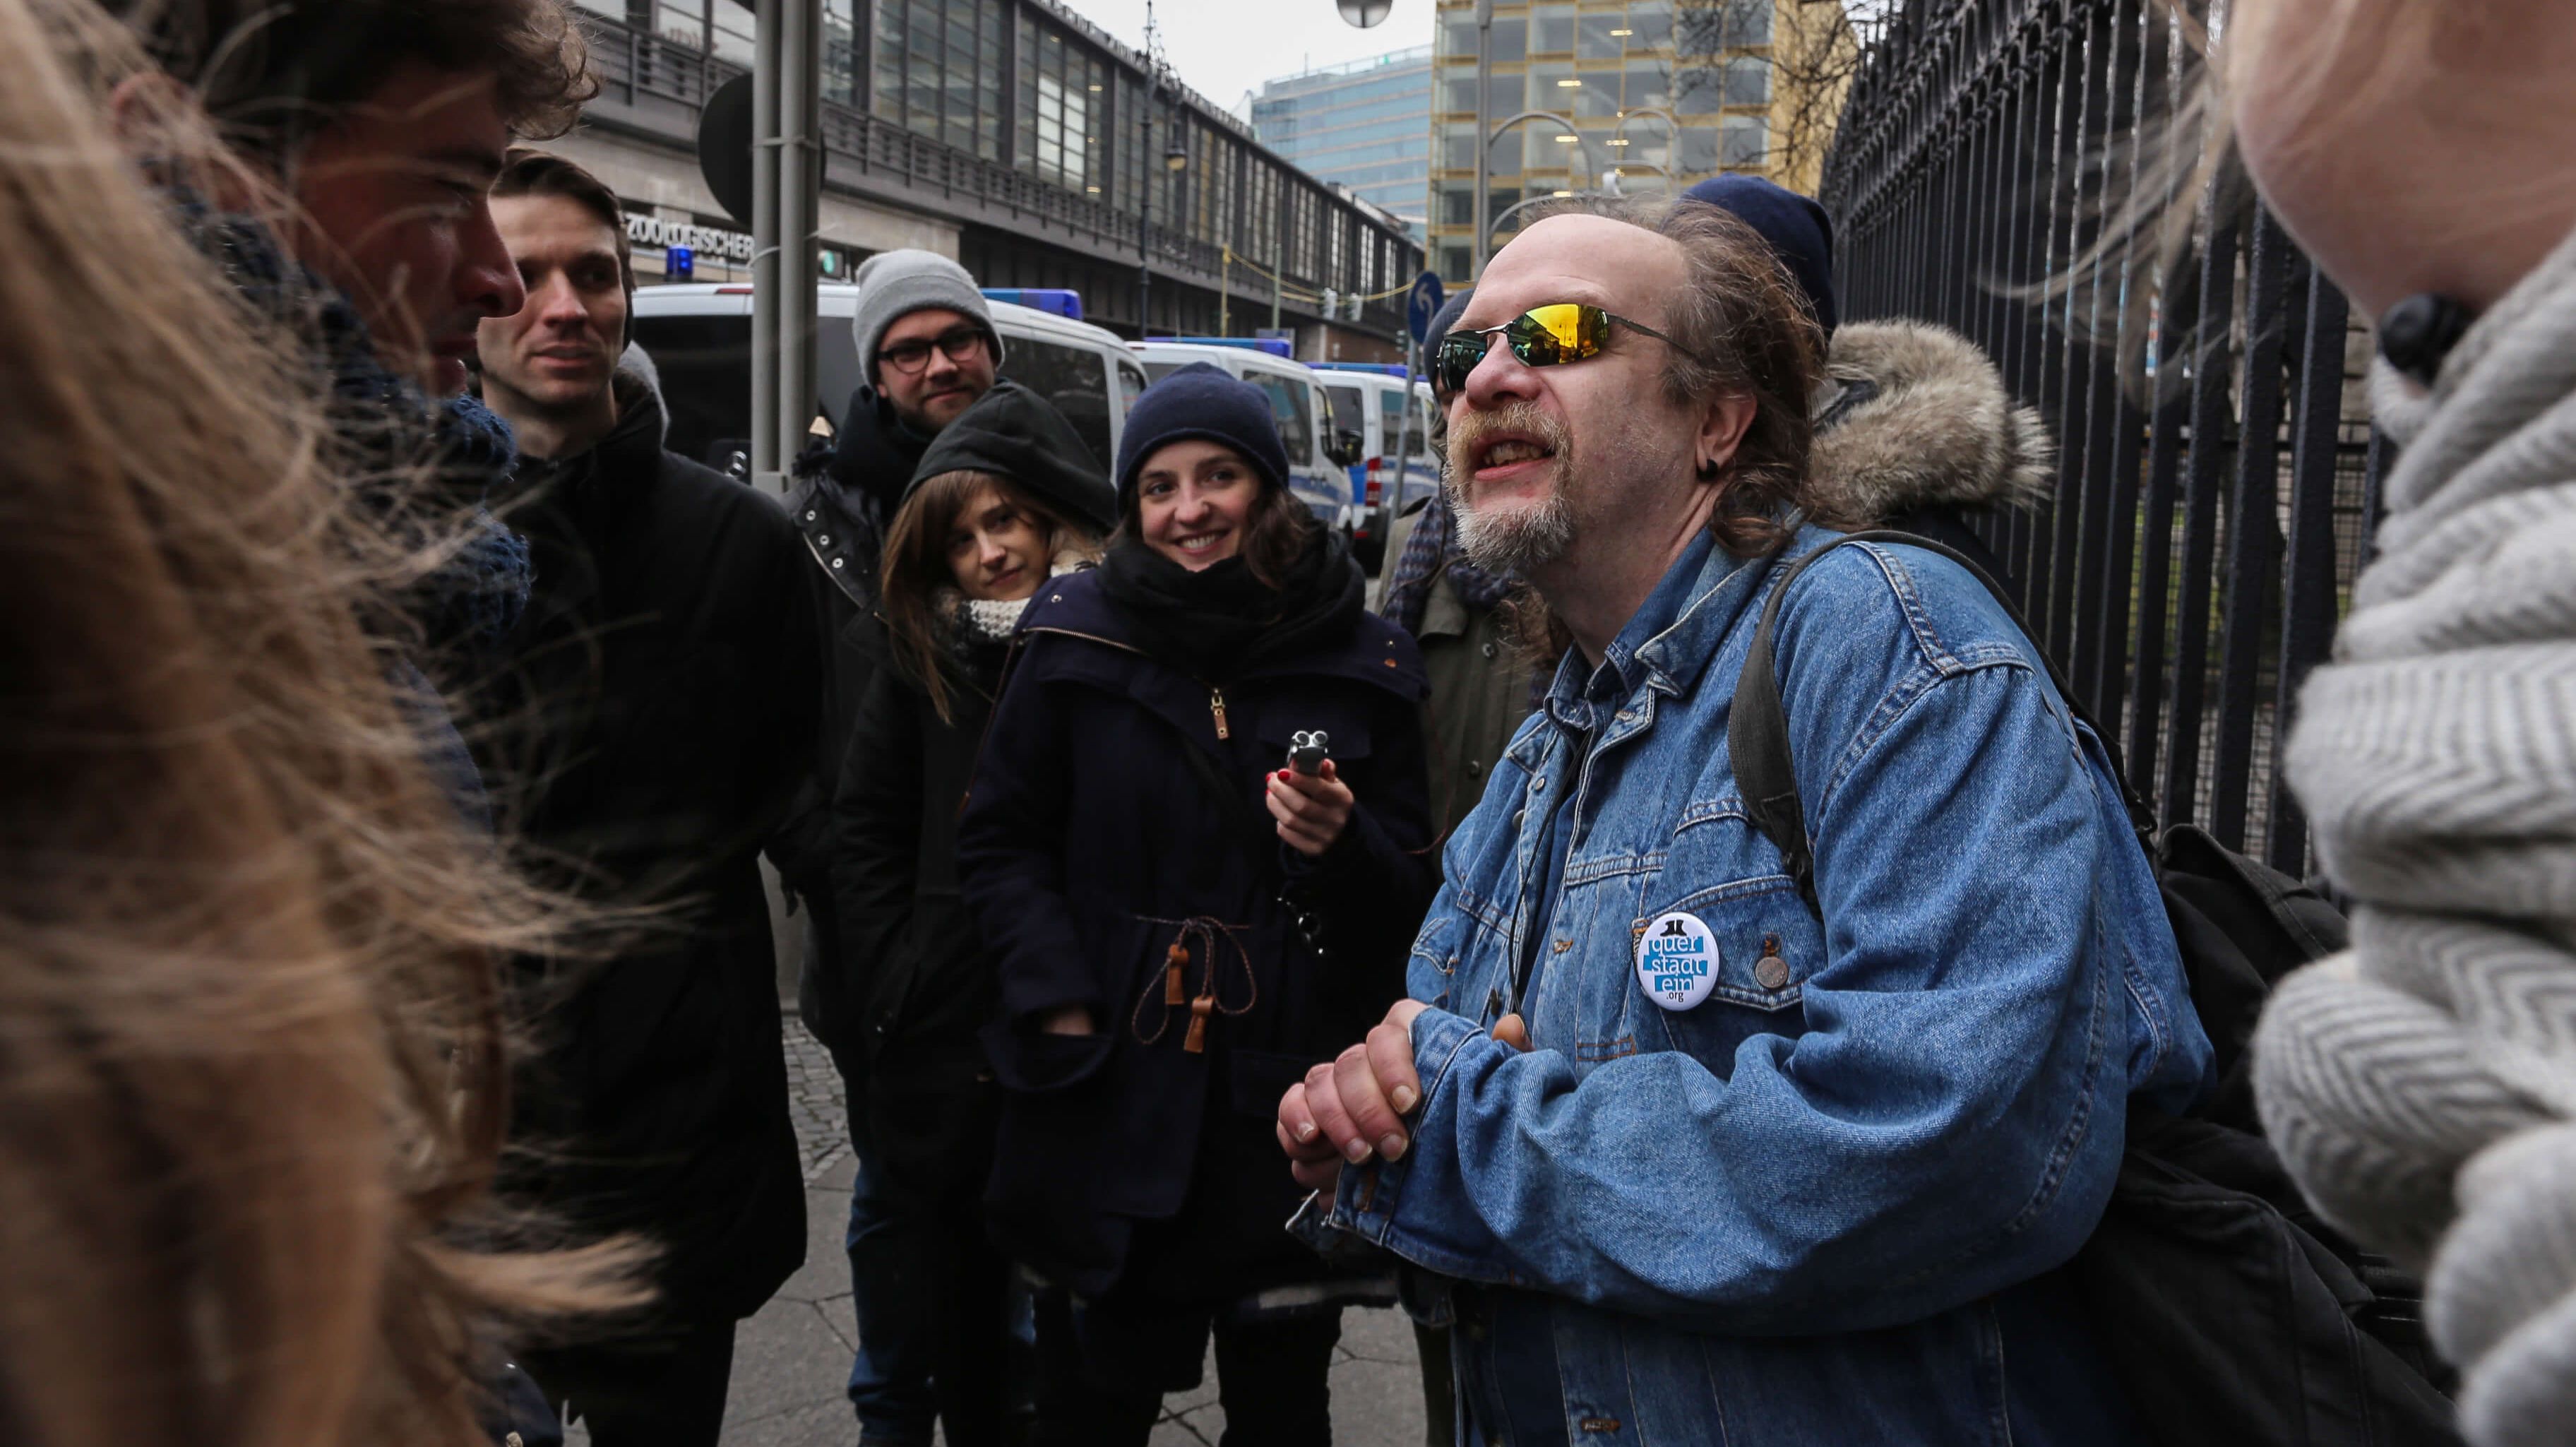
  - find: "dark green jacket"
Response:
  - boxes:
[1419,569,1541,842]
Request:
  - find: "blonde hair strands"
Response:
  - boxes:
[0,5,638,1446]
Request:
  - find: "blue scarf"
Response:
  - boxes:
[186,201,532,653]
[1376,492,1516,638]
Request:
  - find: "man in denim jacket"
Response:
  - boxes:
[1280,196,2212,1443]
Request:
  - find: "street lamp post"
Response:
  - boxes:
[1136,0,1180,337]
[1478,110,1602,246]
[1471,0,1493,276]
[1608,106,1684,189]
[1137,104,1154,333]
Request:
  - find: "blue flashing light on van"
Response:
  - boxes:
[1145,335,1293,359]
[1312,362,1409,379]
[980,287,1083,321]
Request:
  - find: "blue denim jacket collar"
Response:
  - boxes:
[1511,524,1782,773]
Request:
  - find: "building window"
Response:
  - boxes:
[1623,61,1670,111]
[1722,54,1770,106]
[1248,164,1279,268]
[1114,72,1145,211]
[1015,15,1099,189]
[824,0,859,105]
[1678,125,1718,174]
[1439,13,1478,59]
[1623,1,1675,52]
[874,0,1004,160]
[709,0,753,64]
[1679,0,1770,49]
[1721,114,1767,167]
[1578,10,1626,59]
[653,0,703,49]
[1675,63,1721,115]
[1576,71,1618,118]
[1531,4,1576,56]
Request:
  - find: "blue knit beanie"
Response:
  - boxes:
[1426,290,1474,360]
[1681,175,1838,338]
[1111,362,1292,505]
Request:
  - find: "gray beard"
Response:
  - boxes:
[1448,458,1578,573]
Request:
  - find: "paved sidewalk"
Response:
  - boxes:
[569,1016,1433,1446]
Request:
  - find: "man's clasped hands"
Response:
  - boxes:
[1275,999,1429,1192]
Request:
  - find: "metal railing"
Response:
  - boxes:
[580,14,1410,336]
[1818,0,2386,879]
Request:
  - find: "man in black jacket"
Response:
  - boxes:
[474,148,823,1447]
[770,249,1012,1445]
[774,248,1006,1054]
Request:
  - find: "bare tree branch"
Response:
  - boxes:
[1670,0,1881,193]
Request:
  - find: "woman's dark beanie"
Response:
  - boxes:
[1111,363,1292,506]
[1681,175,1838,339]
[909,379,1118,533]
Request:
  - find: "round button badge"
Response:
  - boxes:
[1635,910,1720,1011]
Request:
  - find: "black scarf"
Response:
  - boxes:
[1097,524,1364,684]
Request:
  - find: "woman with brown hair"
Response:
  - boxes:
[828,381,1116,1447]
[955,364,1436,1443]
[0,4,628,1445]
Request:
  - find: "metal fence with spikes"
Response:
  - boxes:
[1819,0,2387,879]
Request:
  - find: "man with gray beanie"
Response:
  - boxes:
[777,247,1006,1055]
[770,247,1011,1443]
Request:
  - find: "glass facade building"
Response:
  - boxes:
[1251,48,1434,242]
[571,0,1421,338]
[1426,0,1788,285]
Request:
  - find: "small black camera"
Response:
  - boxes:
[1286,730,1331,777]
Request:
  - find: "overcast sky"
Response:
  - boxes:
[1047,0,1441,118]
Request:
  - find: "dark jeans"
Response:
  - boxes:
[1032,1290,1341,1447]
[520,1319,736,1447]
[1413,1321,1455,1447]
[844,1061,1028,1446]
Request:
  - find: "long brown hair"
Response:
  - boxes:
[883,470,1094,724]
[0,6,635,1446]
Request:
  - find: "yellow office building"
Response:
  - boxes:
[1426,0,1857,283]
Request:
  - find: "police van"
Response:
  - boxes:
[1313,363,1439,573]
[1130,339,1361,534]
[628,283,1149,477]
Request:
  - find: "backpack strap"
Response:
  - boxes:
[1729,530,2154,913]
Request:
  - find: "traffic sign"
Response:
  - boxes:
[696,73,754,230]
[1405,271,1446,345]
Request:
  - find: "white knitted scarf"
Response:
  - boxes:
[2253,223,2576,1447]
[939,544,1099,648]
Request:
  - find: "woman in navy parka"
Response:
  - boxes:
[957,364,1435,1443]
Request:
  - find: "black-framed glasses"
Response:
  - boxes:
[1433,303,1697,394]
[880,326,988,374]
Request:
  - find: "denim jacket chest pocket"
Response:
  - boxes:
[1624,801,1827,1076]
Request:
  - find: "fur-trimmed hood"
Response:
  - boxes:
[1811,321,2053,525]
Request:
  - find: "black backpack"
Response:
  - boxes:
[1729,531,2461,1447]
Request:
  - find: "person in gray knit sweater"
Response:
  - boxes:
[2223,3,2576,1445]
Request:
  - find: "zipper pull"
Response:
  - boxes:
[1209,689,1231,740]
